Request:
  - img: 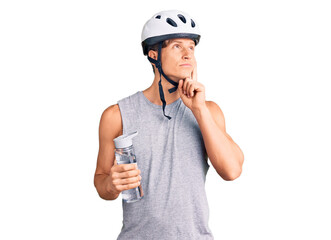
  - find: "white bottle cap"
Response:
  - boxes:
[113,131,138,149]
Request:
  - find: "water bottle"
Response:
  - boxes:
[113,131,144,203]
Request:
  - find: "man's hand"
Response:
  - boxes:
[107,162,142,195]
[178,66,206,111]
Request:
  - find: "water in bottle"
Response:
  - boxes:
[113,131,143,203]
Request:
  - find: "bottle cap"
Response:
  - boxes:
[113,131,138,149]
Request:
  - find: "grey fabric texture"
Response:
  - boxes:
[116,91,214,240]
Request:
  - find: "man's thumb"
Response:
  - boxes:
[178,80,183,93]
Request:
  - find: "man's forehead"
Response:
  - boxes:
[168,38,195,45]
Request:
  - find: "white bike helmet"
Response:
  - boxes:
[141,10,201,120]
[141,10,201,55]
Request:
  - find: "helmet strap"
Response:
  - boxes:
[147,42,180,120]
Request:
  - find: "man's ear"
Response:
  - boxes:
[148,50,158,61]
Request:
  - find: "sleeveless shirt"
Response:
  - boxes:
[116,91,214,240]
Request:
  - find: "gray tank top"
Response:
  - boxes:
[116,91,214,240]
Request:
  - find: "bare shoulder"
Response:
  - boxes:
[95,104,122,177]
[205,100,226,132]
[205,101,224,118]
[99,104,123,139]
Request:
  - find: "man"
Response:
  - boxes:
[94,10,244,239]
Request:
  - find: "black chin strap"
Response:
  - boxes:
[147,42,179,120]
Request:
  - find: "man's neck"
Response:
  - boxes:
[143,75,181,106]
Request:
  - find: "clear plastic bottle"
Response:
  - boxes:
[113,131,144,203]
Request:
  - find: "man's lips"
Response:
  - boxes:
[179,64,192,67]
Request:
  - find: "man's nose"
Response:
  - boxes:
[182,48,192,60]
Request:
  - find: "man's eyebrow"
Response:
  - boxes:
[170,40,183,44]
[170,40,195,45]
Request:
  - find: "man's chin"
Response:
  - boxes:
[171,76,190,82]
[175,72,192,80]
[164,72,191,82]
[179,74,191,80]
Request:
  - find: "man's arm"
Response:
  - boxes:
[94,105,122,200]
[192,101,244,180]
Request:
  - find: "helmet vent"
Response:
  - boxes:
[155,15,161,19]
[166,18,178,27]
[177,14,186,23]
[191,19,196,28]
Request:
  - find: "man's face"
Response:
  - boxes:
[161,38,196,81]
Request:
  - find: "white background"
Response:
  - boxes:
[1,0,330,239]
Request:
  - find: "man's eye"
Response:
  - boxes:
[174,45,180,48]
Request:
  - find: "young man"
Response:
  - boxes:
[94,10,244,239]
